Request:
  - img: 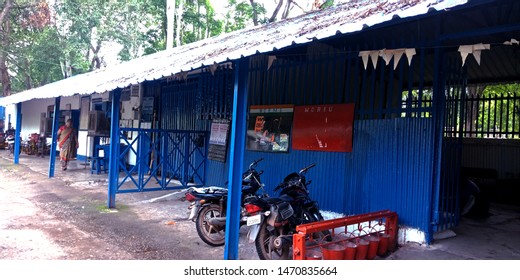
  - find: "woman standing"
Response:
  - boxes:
[57,119,78,171]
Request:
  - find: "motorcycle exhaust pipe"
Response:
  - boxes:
[208,217,227,227]
[273,235,293,249]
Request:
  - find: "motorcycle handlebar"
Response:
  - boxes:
[299,163,316,174]
[249,158,264,170]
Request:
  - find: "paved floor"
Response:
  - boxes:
[1,151,520,260]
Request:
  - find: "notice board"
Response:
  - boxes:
[208,119,230,162]
[292,103,355,152]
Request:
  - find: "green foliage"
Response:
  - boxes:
[2,1,67,93]
[180,0,223,45]
[321,0,335,9]
[476,83,520,138]
[1,0,341,95]
[224,0,267,32]
[54,0,165,66]
[10,27,66,91]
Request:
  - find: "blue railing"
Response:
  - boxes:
[117,128,208,193]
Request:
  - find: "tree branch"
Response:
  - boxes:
[0,0,13,26]
[249,0,259,26]
[269,0,284,23]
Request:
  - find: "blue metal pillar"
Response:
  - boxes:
[48,97,61,178]
[108,89,121,208]
[14,103,22,164]
[430,43,446,243]
[224,57,249,260]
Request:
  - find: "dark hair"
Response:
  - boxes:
[66,119,73,123]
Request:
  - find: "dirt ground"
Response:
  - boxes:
[0,154,258,260]
[1,151,520,261]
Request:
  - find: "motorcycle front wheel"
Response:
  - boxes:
[195,203,226,247]
[255,221,291,260]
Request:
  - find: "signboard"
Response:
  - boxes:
[142,97,154,115]
[246,105,293,153]
[292,103,355,152]
[208,119,230,162]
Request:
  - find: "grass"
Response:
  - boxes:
[96,204,129,213]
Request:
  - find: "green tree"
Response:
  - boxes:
[54,0,165,71]
[1,0,66,94]
[224,0,266,32]
[476,84,520,138]
[177,0,223,45]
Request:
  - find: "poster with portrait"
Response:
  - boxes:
[292,103,355,152]
[246,105,294,153]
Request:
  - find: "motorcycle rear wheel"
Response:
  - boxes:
[195,203,226,247]
[255,222,291,260]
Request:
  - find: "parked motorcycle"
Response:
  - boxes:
[245,163,328,260]
[184,158,266,246]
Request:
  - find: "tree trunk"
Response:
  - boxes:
[166,0,175,49]
[89,42,102,70]
[60,58,73,79]
[205,12,209,38]
[197,2,201,41]
[249,0,259,26]
[175,0,184,47]
[24,57,32,89]
[269,0,284,23]
[282,0,293,20]
[465,85,486,137]
[0,0,13,96]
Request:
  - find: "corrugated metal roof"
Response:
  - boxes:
[0,0,468,106]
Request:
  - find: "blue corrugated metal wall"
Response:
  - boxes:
[206,118,435,231]
[348,118,434,230]
[164,44,437,233]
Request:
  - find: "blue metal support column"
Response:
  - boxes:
[224,57,249,260]
[48,97,61,178]
[430,43,447,243]
[108,89,121,208]
[13,103,22,164]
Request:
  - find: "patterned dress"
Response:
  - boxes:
[57,125,78,170]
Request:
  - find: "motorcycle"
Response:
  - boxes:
[184,158,266,246]
[245,163,329,260]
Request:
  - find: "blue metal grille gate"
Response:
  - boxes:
[433,57,466,232]
[116,128,208,193]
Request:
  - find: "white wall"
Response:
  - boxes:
[18,91,140,164]
[19,96,81,138]
[5,104,17,129]
[20,98,54,139]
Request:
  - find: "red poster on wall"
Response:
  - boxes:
[292,104,355,152]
